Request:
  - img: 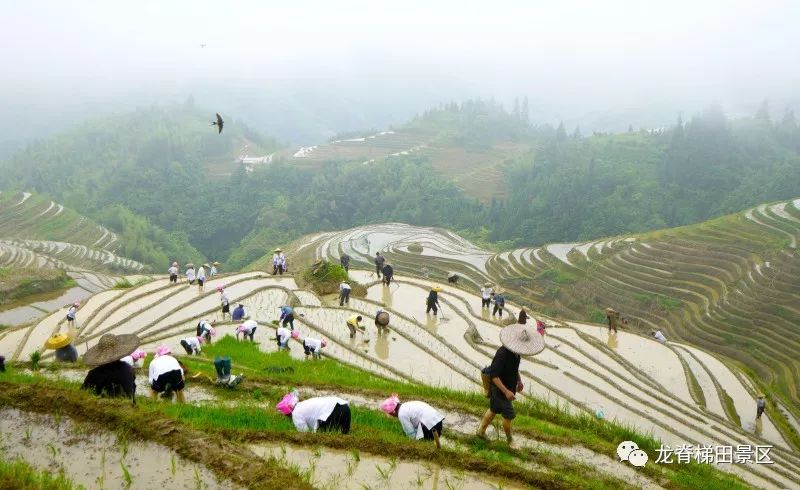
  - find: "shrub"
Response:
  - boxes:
[407,243,424,254]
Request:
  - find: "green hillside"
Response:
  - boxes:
[0,191,201,270]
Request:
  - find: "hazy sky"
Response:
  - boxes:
[2,0,799,143]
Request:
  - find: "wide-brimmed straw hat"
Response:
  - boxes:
[484,282,493,287]
[83,334,141,366]
[757,393,765,398]
[274,248,282,253]
[202,263,209,268]
[43,330,76,350]
[500,324,545,356]
[212,261,220,266]
[186,263,195,268]
[431,286,443,292]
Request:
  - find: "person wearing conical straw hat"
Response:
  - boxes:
[426,286,442,315]
[380,394,445,449]
[375,308,390,334]
[65,301,80,328]
[149,345,186,403]
[185,263,196,285]
[480,283,493,309]
[44,330,78,362]
[168,261,179,284]
[81,334,140,403]
[210,261,220,277]
[381,262,394,286]
[756,393,767,419]
[476,310,545,449]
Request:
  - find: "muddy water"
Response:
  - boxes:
[81,277,173,334]
[347,269,376,284]
[293,290,322,306]
[0,305,43,326]
[671,346,726,418]
[678,344,788,448]
[300,308,475,391]
[566,322,694,404]
[17,289,127,361]
[0,408,237,489]
[249,443,521,490]
[0,326,29,356]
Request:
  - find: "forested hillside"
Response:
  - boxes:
[3,100,799,270]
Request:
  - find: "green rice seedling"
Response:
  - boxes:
[170,455,176,476]
[193,465,202,490]
[46,442,58,459]
[29,350,41,370]
[23,427,31,442]
[351,449,360,462]
[120,461,133,489]
[311,446,322,459]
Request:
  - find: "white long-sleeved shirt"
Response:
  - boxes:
[197,267,206,280]
[220,293,230,306]
[480,287,493,300]
[198,320,213,334]
[67,306,77,319]
[168,266,178,275]
[304,337,322,354]
[148,355,183,384]
[397,401,445,439]
[339,282,351,292]
[186,269,196,281]
[276,327,291,343]
[241,319,258,333]
[653,331,667,343]
[182,337,201,353]
[291,397,349,432]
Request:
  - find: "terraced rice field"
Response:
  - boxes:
[288,199,800,455]
[3,266,799,488]
[283,130,430,168]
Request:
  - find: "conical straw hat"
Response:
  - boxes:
[43,330,76,350]
[83,334,141,366]
[499,324,545,356]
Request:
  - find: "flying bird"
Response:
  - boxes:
[211,113,224,134]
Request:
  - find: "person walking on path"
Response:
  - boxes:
[66,302,80,328]
[756,393,767,419]
[426,286,442,315]
[477,310,545,448]
[196,319,216,342]
[272,249,286,275]
[480,283,493,309]
[382,263,394,286]
[492,291,506,318]
[339,281,352,306]
[381,395,445,448]
[218,286,231,320]
[279,305,295,330]
[236,319,258,341]
[149,345,186,403]
[277,391,351,434]
[374,252,385,278]
[197,264,208,291]
[82,334,140,403]
[185,264,196,285]
[302,336,327,359]
[232,303,246,322]
[340,253,351,272]
[168,262,179,284]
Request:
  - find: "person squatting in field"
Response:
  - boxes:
[381,394,445,449]
[149,345,187,403]
[236,319,258,341]
[277,391,351,434]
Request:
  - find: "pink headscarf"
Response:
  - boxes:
[216,285,225,292]
[196,336,205,344]
[536,319,546,336]
[320,338,327,347]
[130,349,146,361]
[290,330,300,339]
[276,390,299,415]
[236,324,247,333]
[208,327,217,337]
[380,394,400,416]
[156,345,171,357]
[73,302,81,307]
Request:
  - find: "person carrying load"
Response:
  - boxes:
[426,286,442,315]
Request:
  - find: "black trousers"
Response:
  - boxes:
[421,421,444,440]
[375,264,382,277]
[339,289,350,306]
[493,304,504,317]
[426,302,438,314]
[318,403,351,434]
[481,298,491,308]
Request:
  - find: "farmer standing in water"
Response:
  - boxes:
[477,310,545,448]
[340,253,351,272]
[374,252,385,278]
[426,286,441,315]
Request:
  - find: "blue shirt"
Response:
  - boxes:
[232,306,245,321]
[280,306,294,319]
